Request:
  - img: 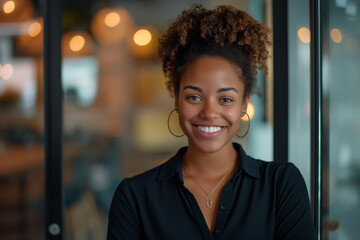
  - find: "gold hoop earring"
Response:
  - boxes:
[236,112,250,138]
[167,109,185,137]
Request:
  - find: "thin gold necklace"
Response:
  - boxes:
[183,165,230,209]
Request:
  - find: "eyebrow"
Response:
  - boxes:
[183,85,238,93]
[217,87,238,93]
[183,85,203,92]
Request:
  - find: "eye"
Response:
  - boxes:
[186,95,202,101]
[220,97,233,103]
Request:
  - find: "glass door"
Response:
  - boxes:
[325,1,360,239]
[288,0,360,239]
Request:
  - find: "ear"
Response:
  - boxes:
[241,94,250,116]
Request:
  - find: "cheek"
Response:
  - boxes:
[225,107,242,118]
[178,106,190,125]
[177,110,192,136]
[178,104,200,133]
[178,106,194,123]
[178,99,197,117]
[224,108,243,127]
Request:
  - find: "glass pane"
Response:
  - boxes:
[62,0,272,239]
[327,1,360,239]
[0,0,44,239]
[288,0,311,191]
[247,0,274,162]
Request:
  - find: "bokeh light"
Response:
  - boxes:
[3,0,15,14]
[330,28,342,43]
[104,12,120,27]
[2,64,14,80]
[16,17,43,55]
[242,102,255,121]
[69,35,85,52]
[298,27,311,43]
[62,31,94,57]
[0,64,3,77]
[133,29,152,46]
[91,7,134,45]
[28,21,41,37]
[0,0,34,23]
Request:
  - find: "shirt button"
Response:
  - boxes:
[215,229,221,234]
[220,205,226,211]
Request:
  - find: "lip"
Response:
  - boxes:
[192,124,226,138]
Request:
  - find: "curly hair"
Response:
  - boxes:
[158,4,271,98]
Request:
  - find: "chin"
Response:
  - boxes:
[188,139,232,154]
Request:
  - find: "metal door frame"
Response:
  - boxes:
[43,0,64,239]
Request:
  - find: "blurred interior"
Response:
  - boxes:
[0,0,359,239]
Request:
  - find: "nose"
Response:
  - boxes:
[199,100,220,119]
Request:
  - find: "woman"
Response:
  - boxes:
[107,4,316,240]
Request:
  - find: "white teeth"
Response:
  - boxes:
[197,126,222,133]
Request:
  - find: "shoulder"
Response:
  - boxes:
[234,143,303,183]
[254,160,309,202]
[250,158,306,193]
[115,151,181,194]
[119,159,169,190]
[253,160,311,211]
[255,159,302,181]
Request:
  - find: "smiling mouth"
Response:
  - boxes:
[196,125,225,133]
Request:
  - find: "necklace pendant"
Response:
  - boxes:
[206,195,213,208]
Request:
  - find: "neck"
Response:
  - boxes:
[183,143,237,175]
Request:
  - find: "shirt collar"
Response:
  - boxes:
[156,142,259,182]
[232,142,260,178]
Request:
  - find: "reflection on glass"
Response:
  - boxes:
[298,27,311,44]
[330,28,342,43]
[327,1,360,239]
[288,0,311,191]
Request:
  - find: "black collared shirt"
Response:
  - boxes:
[107,143,316,240]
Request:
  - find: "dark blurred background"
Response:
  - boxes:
[0,0,359,239]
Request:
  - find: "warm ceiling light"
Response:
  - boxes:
[3,0,15,14]
[28,21,41,37]
[133,29,152,46]
[298,27,311,43]
[242,102,255,121]
[330,28,342,43]
[91,8,134,45]
[104,12,120,27]
[2,64,14,80]
[69,35,85,52]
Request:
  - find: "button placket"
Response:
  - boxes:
[213,180,233,236]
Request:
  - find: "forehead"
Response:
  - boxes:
[180,56,244,90]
